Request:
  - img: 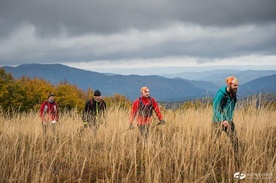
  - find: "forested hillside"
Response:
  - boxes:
[0,68,131,113]
[2,64,276,102]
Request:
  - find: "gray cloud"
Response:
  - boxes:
[1,0,276,37]
[0,0,276,67]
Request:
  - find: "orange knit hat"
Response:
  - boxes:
[140,86,150,94]
[226,76,238,85]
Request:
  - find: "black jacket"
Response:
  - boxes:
[82,98,107,122]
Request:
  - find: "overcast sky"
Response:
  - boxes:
[0,0,276,75]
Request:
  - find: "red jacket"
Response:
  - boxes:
[129,96,163,125]
[39,100,59,122]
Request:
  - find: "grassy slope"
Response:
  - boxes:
[0,99,275,182]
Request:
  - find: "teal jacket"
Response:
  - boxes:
[212,86,236,123]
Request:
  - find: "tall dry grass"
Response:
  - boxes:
[0,99,275,183]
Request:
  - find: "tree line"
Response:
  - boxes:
[0,68,132,115]
[1,68,274,116]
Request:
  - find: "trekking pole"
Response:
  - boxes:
[118,129,129,135]
[117,129,131,135]
[151,120,166,128]
[118,126,136,135]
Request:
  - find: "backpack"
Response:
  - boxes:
[220,93,236,112]
[42,101,58,120]
[88,99,103,110]
[82,99,105,121]
[44,100,57,112]
[138,97,153,117]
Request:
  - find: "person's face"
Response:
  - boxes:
[94,96,101,101]
[229,83,238,94]
[49,96,54,102]
[141,90,150,98]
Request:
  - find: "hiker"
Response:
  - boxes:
[212,76,239,155]
[82,90,107,131]
[39,93,59,133]
[129,86,165,138]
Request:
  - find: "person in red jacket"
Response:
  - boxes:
[39,93,59,133]
[129,86,165,138]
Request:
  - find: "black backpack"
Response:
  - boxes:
[220,93,236,111]
[82,99,105,120]
[88,99,105,111]
[138,97,153,117]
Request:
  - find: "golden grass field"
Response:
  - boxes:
[0,99,275,183]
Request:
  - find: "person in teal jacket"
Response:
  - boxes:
[212,76,239,156]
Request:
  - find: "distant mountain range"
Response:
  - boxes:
[2,64,276,102]
[162,70,276,86]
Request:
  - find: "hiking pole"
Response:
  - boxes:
[118,129,129,135]
[118,128,135,135]
[151,120,166,128]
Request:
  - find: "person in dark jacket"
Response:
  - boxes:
[82,90,107,130]
[212,76,239,165]
[129,86,165,138]
[39,93,59,133]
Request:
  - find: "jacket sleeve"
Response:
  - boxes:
[212,90,225,122]
[152,98,163,121]
[39,102,46,118]
[55,103,59,121]
[129,99,139,123]
[82,101,90,121]
[103,101,107,110]
[101,100,107,117]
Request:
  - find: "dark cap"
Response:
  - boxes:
[48,93,55,98]
[94,90,101,96]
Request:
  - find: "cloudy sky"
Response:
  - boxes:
[0,0,276,75]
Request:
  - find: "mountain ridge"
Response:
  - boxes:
[2,64,276,102]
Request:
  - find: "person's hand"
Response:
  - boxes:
[129,123,134,130]
[221,120,230,128]
[158,120,166,125]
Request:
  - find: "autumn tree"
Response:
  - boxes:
[104,93,132,110]
[85,87,94,101]
[0,69,26,113]
[0,68,136,114]
[16,76,55,111]
[55,81,86,112]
